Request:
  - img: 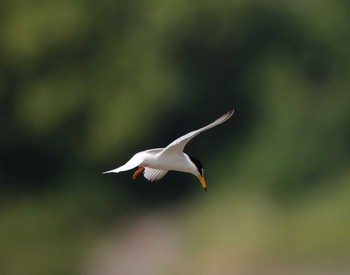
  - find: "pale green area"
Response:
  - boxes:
[1,0,350,274]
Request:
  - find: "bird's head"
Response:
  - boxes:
[189,156,207,192]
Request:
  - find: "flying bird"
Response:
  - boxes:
[103,110,234,191]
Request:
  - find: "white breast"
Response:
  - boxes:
[145,152,195,173]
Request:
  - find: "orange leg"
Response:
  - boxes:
[133,166,145,180]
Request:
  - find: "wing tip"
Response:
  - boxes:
[102,169,118,174]
[226,109,234,117]
[219,109,234,122]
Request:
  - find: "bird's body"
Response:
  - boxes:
[103,110,234,191]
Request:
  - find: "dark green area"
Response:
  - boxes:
[1,0,350,274]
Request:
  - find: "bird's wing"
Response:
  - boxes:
[103,148,163,174]
[158,110,234,155]
[143,168,168,182]
[103,153,143,174]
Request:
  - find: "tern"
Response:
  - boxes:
[103,110,234,191]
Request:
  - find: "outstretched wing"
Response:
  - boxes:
[158,110,234,155]
[103,153,143,174]
[103,148,163,174]
[143,168,168,182]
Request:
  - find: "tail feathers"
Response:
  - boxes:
[143,168,168,182]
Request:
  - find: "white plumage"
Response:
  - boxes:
[103,110,234,191]
[143,168,168,182]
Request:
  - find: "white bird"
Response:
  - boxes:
[103,110,234,191]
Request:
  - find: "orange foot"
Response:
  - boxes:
[133,167,145,180]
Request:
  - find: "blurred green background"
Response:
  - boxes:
[1,0,350,274]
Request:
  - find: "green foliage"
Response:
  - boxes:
[1,0,350,273]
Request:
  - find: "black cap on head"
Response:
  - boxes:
[189,155,204,176]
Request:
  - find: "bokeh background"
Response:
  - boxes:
[1,0,350,274]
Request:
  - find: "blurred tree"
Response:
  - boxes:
[1,0,350,274]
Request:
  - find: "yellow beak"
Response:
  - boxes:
[198,175,207,192]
